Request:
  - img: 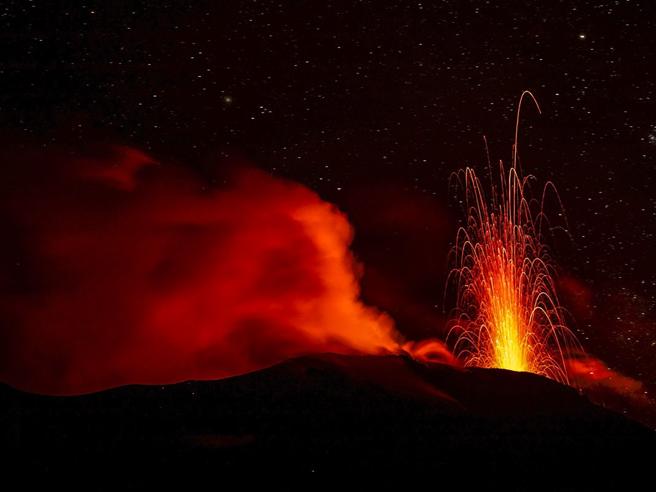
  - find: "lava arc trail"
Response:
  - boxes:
[447,91,580,384]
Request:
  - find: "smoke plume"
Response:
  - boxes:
[0,146,400,394]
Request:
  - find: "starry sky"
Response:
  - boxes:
[2,1,656,385]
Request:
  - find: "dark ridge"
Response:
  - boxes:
[2,353,654,489]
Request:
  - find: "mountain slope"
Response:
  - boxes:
[2,353,654,488]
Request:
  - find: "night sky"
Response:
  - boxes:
[2,1,656,387]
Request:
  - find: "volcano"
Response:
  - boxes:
[2,353,654,489]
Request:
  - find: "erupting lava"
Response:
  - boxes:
[447,92,580,384]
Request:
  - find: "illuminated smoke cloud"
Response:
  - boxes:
[566,356,646,396]
[0,146,400,394]
[566,355,655,427]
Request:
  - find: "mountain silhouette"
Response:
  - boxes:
[2,353,654,489]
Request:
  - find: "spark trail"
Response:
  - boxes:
[447,91,580,384]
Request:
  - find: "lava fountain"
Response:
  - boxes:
[447,91,580,384]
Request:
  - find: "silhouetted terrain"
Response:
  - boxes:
[2,354,654,489]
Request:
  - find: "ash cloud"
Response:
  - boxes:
[0,146,400,394]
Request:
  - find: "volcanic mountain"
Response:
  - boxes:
[2,353,654,489]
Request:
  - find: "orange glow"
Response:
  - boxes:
[0,150,402,395]
[402,339,461,366]
[447,92,580,383]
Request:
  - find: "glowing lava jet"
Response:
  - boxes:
[447,92,580,384]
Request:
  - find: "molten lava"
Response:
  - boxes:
[447,92,580,383]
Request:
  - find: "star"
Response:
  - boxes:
[648,126,656,146]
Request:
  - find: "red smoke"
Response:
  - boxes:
[567,356,645,396]
[0,146,403,394]
[566,355,655,427]
[402,339,461,367]
[557,274,656,426]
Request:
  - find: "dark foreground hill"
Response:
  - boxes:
[1,354,654,489]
